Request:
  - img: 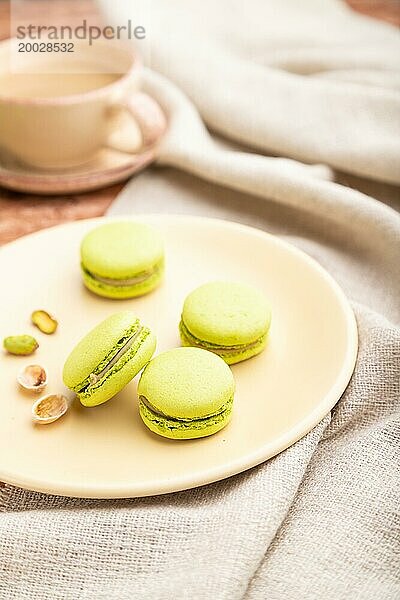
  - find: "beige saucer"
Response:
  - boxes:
[0,216,357,498]
[0,100,166,195]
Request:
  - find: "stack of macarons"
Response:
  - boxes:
[63,220,271,440]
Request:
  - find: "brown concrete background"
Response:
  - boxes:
[0,0,399,245]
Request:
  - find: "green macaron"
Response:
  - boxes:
[138,347,235,439]
[179,281,271,365]
[63,311,156,407]
[80,221,164,299]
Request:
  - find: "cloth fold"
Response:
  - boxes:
[115,67,400,323]
[99,0,400,184]
[1,1,399,598]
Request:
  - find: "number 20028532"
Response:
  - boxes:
[18,42,74,53]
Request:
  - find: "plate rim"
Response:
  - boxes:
[0,215,358,498]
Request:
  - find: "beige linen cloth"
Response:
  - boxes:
[1,1,400,598]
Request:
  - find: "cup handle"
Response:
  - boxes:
[107,92,167,155]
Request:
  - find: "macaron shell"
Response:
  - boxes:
[181,281,271,346]
[63,311,143,390]
[81,221,164,279]
[139,397,233,439]
[180,321,268,365]
[79,331,156,407]
[137,347,235,419]
[81,261,164,299]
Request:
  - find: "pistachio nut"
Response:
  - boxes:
[3,335,39,356]
[32,393,70,425]
[17,364,48,393]
[31,310,58,335]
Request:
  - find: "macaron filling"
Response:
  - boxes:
[179,319,266,358]
[82,261,163,288]
[139,395,234,432]
[74,324,150,397]
[88,327,144,386]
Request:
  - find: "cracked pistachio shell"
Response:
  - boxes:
[3,335,39,356]
[31,310,58,334]
[32,394,70,425]
[17,364,48,392]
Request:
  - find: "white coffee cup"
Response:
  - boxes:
[0,38,166,169]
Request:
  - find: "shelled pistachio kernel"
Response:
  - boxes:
[31,310,58,334]
[3,335,39,356]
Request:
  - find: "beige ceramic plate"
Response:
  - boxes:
[0,216,357,498]
[0,148,155,195]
